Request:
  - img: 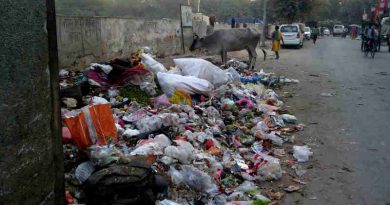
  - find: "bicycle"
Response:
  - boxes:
[363,39,375,58]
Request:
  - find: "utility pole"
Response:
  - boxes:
[198,0,201,12]
[261,0,268,47]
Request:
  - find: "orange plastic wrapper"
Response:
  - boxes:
[64,104,117,151]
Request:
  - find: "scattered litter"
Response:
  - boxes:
[320,92,333,97]
[61,54,310,204]
[284,185,301,193]
[293,145,313,162]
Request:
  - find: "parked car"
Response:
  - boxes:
[304,27,311,40]
[280,24,304,48]
[333,25,345,36]
[324,28,330,36]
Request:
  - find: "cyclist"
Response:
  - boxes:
[365,25,375,51]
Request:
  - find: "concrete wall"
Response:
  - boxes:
[0,0,63,204]
[57,16,264,70]
[57,16,183,69]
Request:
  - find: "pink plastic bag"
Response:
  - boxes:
[153,94,172,109]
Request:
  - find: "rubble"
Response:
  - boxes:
[60,49,310,205]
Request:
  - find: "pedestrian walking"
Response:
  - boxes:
[312,26,319,44]
[231,17,236,28]
[272,26,284,60]
[351,27,357,39]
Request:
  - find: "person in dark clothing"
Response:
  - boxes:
[312,26,319,44]
[231,17,236,28]
[209,16,216,27]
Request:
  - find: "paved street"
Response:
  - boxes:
[260,37,390,205]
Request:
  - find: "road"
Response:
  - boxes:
[260,37,390,205]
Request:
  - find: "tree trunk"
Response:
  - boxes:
[261,0,267,47]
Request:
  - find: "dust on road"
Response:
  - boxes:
[260,37,390,205]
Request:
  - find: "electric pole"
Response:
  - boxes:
[261,0,268,47]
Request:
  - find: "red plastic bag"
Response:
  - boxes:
[64,104,117,151]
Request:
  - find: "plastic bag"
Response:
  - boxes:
[154,94,172,109]
[159,156,178,165]
[90,63,113,74]
[107,88,120,98]
[75,161,95,183]
[263,133,284,146]
[122,129,140,138]
[59,69,69,77]
[157,72,214,96]
[281,114,298,124]
[122,109,146,123]
[293,145,313,162]
[160,199,181,205]
[167,66,182,75]
[130,134,171,156]
[255,153,282,180]
[169,89,193,107]
[226,67,241,82]
[171,165,217,193]
[88,144,120,167]
[63,104,117,151]
[221,98,236,110]
[136,115,163,133]
[90,96,109,105]
[158,113,179,127]
[174,58,229,87]
[140,81,157,96]
[141,53,167,73]
[236,98,254,109]
[236,181,257,192]
[164,140,194,164]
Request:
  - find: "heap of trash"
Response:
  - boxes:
[61,48,311,205]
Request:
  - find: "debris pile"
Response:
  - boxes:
[61,49,310,205]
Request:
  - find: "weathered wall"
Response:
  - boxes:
[57,16,263,70]
[57,16,183,69]
[0,0,63,204]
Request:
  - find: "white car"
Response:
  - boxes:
[304,27,311,40]
[280,24,304,48]
[324,28,330,36]
[333,25,344,36]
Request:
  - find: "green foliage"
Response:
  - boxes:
[55,0,369,25]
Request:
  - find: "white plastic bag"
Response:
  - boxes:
[90,63,113,74]
[174,58,229,87]
[226,67,241,82]
[236,181,257,192]
[90,96,109,104]
[157,72,214,96]
[169,165,217,193]
[122,129,140,138]
[130,134,171,156]
[141,53,167,73]
[160,199,181,205]
[164,140,194,164]
[136,115,163,133]
[158,113,179,127]
[293,145,313,162]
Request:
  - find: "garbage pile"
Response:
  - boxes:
[61,49,311,205]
